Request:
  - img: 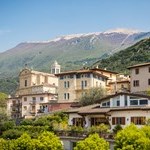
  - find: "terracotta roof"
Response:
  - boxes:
[127,62,150,69]
[20,92,57,96]
[109,80,130,84]
[91,68,118,74]
[55,68,116,78]
[19,68,56,77]
[65,104,100,113]
[78,108,110,115]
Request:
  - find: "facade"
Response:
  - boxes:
[56,68,118,103]
[7,61,60,119]
[108,75,130,94]
[16,68,58,96]
[7,97,22,119]
[67,92,150,129]
[128,62,150,93]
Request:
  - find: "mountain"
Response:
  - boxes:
[0,29,150,79]
[92,38,150,74]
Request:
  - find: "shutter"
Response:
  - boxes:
[131,117,134,123]
[72,118,75,125]
[122,117,125,125]
[112,117,115,125]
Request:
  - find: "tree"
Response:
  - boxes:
[74,133,109,150]
[79,87,106,106]
[37,131,63,150]
[13,131,63,150]
[0,92,8,108]
[114,124,150,150]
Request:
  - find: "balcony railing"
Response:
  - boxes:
[54,130,114,139]
[30,101,36,105]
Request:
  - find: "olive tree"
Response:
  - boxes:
[79,87,106,106]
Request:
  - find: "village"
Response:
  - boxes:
[7,61,150,129]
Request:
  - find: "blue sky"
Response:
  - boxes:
[0,0,150,52]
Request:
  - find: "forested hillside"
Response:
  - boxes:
[93,38,150,74]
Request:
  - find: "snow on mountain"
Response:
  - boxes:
[25,28,143,44]
[103,28,140,34]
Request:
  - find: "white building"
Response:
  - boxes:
[67,92,150,129]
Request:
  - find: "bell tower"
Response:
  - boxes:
[51,60,61,74]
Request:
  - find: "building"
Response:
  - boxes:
[7,61,60,119]
[55,68,118,103]
[108,74,130,94]
[7,97,22,119]
[128,62,150,93]
[67,92,150,129]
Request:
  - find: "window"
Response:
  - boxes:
[60,76,64,80]
[148,79,150,85]
[67,81,70,88]
[72,118,84,127]
[135,68,139,74]
[112,117,125,125]
[81,80,87,89]
[32,97,36,101]
[84,80,87,87]
[91,117,107,126]
[56,69,60,74]
[107,101,110,106]
[24,97,27,102]
[102,101,110,107]
[102,103,106,107]
[23,106,27,110]
[67,93,70,100]
[125,95,128,106]
[76,74,80,78]
[64,81,69,88]
[116,100,120,106]
[64,93,70,100]
[87,73,90,78]
[64,81,67,88]
[139,99,148,105]
[131,117,146,125]
[64,93,66,100]
[81,81,84,89]
[130,100,138,105]
[70,75,74,78]
[40,97,44,101]
[133,80,139,87]
[25,80,27,87]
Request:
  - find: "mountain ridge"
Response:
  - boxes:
[0,29,150,79]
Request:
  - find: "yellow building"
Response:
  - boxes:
[56,68,118,103]
[8,61,60,119]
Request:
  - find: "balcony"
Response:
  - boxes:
[11,103,22,107]
[37,109,44,113]
[11,109,21,113]
[54,130,114,139]
[30,110,36,114]
[30,101,36,105]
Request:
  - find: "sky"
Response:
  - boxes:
[0,0,150,52]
